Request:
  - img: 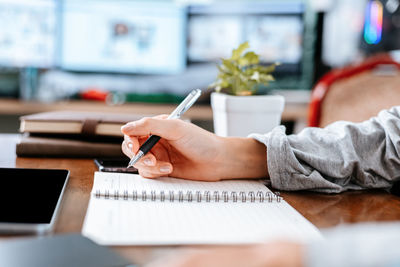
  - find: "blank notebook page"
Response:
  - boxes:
[82,172,323,245]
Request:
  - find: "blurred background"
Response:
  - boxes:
[0,0,399,131]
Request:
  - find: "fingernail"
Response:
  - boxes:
[143,158,153,166]
[160,165,171,173]
[127,142,133,149]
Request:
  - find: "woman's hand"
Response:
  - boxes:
[145,241,304,267]
[121,116,268,181]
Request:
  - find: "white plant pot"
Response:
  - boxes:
[211,92,285,137]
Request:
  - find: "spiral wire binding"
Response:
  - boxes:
[95,189,282,203]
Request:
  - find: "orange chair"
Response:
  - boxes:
[308,54,400,127]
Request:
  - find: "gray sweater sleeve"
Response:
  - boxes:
[250,106,400,193]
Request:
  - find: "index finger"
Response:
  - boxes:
[121,116,184,141]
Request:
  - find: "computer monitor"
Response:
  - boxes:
[187,2,305,75]
[60,0,187,74]
[0,0,57,68]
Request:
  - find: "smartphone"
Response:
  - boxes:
[0,168,69,234]
[94,158,138,173]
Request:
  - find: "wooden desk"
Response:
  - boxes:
[1,134,400,265]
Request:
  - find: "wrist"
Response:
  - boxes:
[215,136,269,180]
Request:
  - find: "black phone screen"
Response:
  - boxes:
[0,168,69,224]
[94,158,138,173]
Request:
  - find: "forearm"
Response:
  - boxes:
[215,136,269,180]
[251,106,400,192]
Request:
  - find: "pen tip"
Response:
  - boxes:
[127,151,144,168]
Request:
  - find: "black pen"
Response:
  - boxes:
[127,89,202,168]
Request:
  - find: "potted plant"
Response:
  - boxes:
[209,42,285,137]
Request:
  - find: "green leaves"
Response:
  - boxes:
[231,41,249,60]
[210,41,277,96]
[238,51,259,67]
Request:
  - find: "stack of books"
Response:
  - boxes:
[17,111,144,158]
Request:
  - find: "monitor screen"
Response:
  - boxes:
[188,2,304,71]
[0,0,57,68]
[60,0,187,74]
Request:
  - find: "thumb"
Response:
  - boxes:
[121,117,184,141]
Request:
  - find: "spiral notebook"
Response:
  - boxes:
[82,172,322,245]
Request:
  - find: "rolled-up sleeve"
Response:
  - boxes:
[250,106,400,193]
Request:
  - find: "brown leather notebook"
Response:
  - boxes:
[16,135,124,158]
[20,111,146,137]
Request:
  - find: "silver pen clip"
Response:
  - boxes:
[168,89,202,119]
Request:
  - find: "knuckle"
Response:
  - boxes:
[160,114,169,119]
[171,119,184,135]
[140,117,152,127]
[175,119,184,128]
[155,114,168,119]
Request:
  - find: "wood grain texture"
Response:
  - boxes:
[1,134,400,264]
[282,191,400,229]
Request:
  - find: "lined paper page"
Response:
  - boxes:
[82,197,322,245]
[92,172,275,201]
